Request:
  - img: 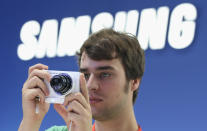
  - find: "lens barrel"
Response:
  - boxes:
[50,73,72,95]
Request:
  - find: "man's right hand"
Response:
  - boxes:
[18,63,51,131]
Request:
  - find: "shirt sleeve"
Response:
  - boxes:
[45,125,68,131]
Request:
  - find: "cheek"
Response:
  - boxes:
[100,79,119,91]
[100,80,123,99]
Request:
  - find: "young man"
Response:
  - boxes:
[18,29,145,131]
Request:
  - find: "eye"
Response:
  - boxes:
[99,72,111,79]
[84,73,90,80]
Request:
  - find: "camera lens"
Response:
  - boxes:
[50,73,72,95]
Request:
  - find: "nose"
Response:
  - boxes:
[86,74,99,91]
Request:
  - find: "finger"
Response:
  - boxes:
[80,73,89,103]
[24,76,49,96]
[64,92,89,110]
[54,104,68,121]
[28,69,51,82]
[67,110,92,128]
[66,100,87,115]
[28,63,48,75]
[67,112,80,123]
[22,88,46,103]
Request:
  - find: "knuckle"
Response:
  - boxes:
[70,100,79,108]
[70,100,77,106]
[32,69,39,74]
[65,93,71,100]
[28,63,46,74]
[23,79,33,90]
[22,85,26,92]
[22,89,31,98]
[36,63,42,66]
[75,92,82,98]
[28,66,33,74]
[31,76,41,86]
[29,69,37,78]
[22,88,26,95]
[76,92,82,96]
[66,93,74,99]
[32,75,39,81]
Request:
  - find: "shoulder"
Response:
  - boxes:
[45,125,68,131]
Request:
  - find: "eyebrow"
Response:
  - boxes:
[80,66,115,72]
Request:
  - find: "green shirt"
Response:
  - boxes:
[45,126,68,131]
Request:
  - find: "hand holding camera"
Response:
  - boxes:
[53,73,92,131]
[20,64,50,131]
[19,63,92,131]
[44,70,80,104]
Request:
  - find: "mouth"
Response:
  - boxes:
[89,96,103,104]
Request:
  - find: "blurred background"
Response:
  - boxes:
[0,0,206,130]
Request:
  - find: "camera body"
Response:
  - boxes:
[44,70,80,104]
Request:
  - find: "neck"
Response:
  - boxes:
[94,102,138,131]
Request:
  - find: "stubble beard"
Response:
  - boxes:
[92,80,130,121]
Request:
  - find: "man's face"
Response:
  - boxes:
[80,52,132,121]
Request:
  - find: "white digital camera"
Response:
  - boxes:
[44,70,80,104]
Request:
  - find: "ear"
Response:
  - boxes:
[130,78,140,92]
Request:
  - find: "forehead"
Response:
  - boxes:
[80,52,123,71]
